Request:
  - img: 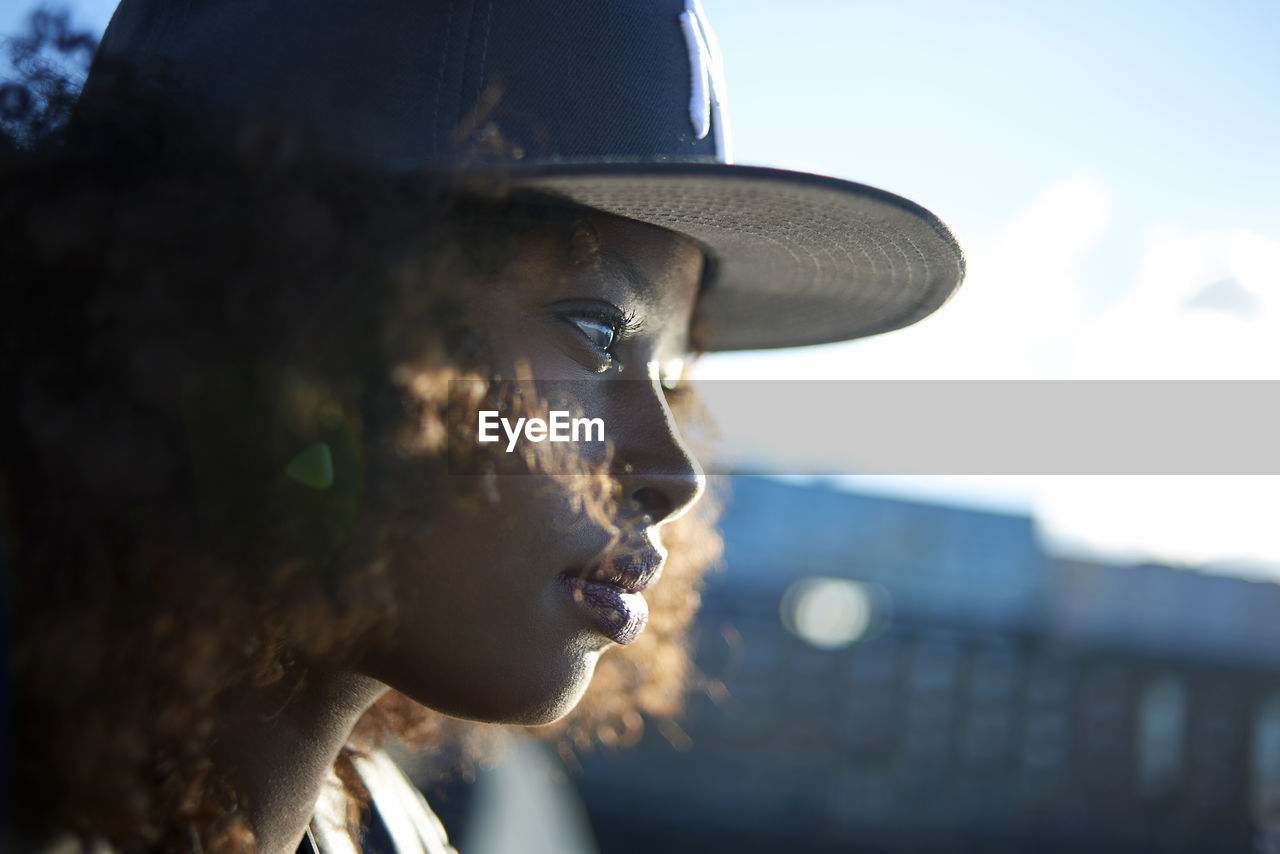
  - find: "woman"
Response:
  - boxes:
[2,2,964,852]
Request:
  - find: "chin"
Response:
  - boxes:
[476,647,601,725]
[378,644,602,726]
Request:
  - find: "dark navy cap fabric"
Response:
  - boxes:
[90,0,725,166]
[86,0,964,351]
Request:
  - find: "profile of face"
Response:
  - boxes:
[353,212,706,725]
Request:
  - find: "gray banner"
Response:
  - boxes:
[693,380,1280,475]
[447,380,1280,475]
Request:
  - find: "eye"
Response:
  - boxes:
[557,304,639,363]
[570,316,618,353]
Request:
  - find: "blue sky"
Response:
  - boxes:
[704,0,1280,231]
[4,1,1278,573]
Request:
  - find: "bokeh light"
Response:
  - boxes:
[780,576,875,650]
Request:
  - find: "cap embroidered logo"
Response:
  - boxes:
[679,0,732,160]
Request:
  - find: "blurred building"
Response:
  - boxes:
[573,476,1280,854]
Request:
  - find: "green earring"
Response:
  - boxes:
[285,441,335,489]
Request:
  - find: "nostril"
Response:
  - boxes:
[630,486,674,522]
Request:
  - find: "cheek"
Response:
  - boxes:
[353,472,612,724]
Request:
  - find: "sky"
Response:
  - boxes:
[3,0,1277,576]
[695,0,1280,576]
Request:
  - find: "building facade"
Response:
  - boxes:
[574,477,1280,853]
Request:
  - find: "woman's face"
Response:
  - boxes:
[354,211,706,724]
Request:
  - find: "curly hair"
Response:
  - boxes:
[1,16,722,853]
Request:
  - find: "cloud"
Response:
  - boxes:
[1032,476,1280,576]
[1182,277,1264,320]
[1074,227,1280,378]
[924,169,1112,377]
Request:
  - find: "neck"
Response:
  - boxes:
[210,664,387,854]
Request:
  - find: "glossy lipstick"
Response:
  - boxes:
[559,550,663,645]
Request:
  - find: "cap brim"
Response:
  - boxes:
[491,163,965,352]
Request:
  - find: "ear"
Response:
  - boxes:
[180,362,366,567]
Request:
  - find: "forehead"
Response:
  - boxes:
[495,208,705,320]
[446,200,708,367]
[580,212,704,308]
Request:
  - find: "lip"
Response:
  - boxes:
[577,549,665,592]
[557,549,664,645]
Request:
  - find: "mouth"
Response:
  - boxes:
[557,549,664,645]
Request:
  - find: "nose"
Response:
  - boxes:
[613,381,704,525]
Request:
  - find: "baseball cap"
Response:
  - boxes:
[86,0,965,351]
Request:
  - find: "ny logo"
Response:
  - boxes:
[679,0,733,162]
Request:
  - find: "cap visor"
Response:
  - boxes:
[483,163,965,351]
